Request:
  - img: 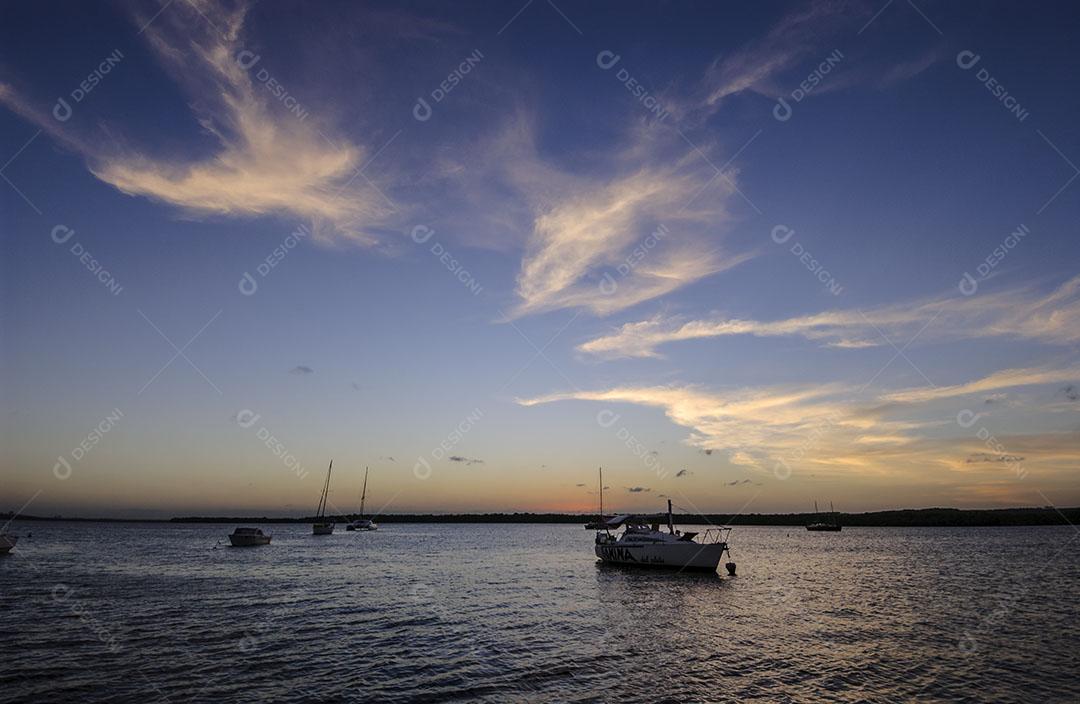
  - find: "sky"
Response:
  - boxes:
[1,0,1078,519]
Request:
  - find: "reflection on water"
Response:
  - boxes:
[2,522,1078,702]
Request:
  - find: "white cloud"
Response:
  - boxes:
[511,166,750,317]
[482,114,755,318]
[882,364,1080,404]
[1,0,394,245]
[518,361,1080,477]
[579,276,1080,358]
[701,0,860,107]
[517,383,875,468]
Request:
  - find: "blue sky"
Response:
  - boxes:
[2,0,1079,518]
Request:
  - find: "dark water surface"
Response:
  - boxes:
[2,522,1079,702]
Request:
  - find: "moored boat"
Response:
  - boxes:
[594,494,735,574]
[595,505,734,573]
[806,501,842,532]
[228,527,271,546]
[313,459,336,535]
[346,467,378,531]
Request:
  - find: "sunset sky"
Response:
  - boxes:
[2,0,1078,518]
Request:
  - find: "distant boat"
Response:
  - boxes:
[806,501,842,532]
[346,467,378,532]
[0,533,17,554]
[228,527,271,546]
[594,494,736,574]
[313,460,336,535]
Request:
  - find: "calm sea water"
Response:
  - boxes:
[2,521,1079,703]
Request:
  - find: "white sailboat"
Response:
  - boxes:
[594,489,736,574]
[312,460,335,535]
[346,467,378,531]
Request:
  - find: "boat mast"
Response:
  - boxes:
[667,498,674,534]
[317,459,332,519]
[598,466,603,524]
[360,467,369,519]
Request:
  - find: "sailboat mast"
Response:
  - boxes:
[599,466,603,523]
[360,467,368,519]
[317,459,332,518]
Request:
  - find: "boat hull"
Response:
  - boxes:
[806,524,842,531]
[228,535,271,547]
[312,523,335,535]
[0,535,16,554]
[595,542,727,572]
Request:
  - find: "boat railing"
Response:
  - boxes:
[697,527,731,544]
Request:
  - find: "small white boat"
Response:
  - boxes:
[228,527,271,547]
[595,499,735,574]
[312,459,335,535]
[346,467,378,532]
[0,533,17,554]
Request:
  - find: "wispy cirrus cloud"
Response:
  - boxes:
[518,383,875,468]
[0,0,395,245]
[700,0,865,107]
[579,276,1080,358]
[517,360,1080,478]
[512,167,750,318]
[484,116,755,318]
[882,364,1080,404]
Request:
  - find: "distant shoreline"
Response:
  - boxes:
[4,506,1078,527]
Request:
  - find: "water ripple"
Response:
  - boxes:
[3,523,1079,702]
